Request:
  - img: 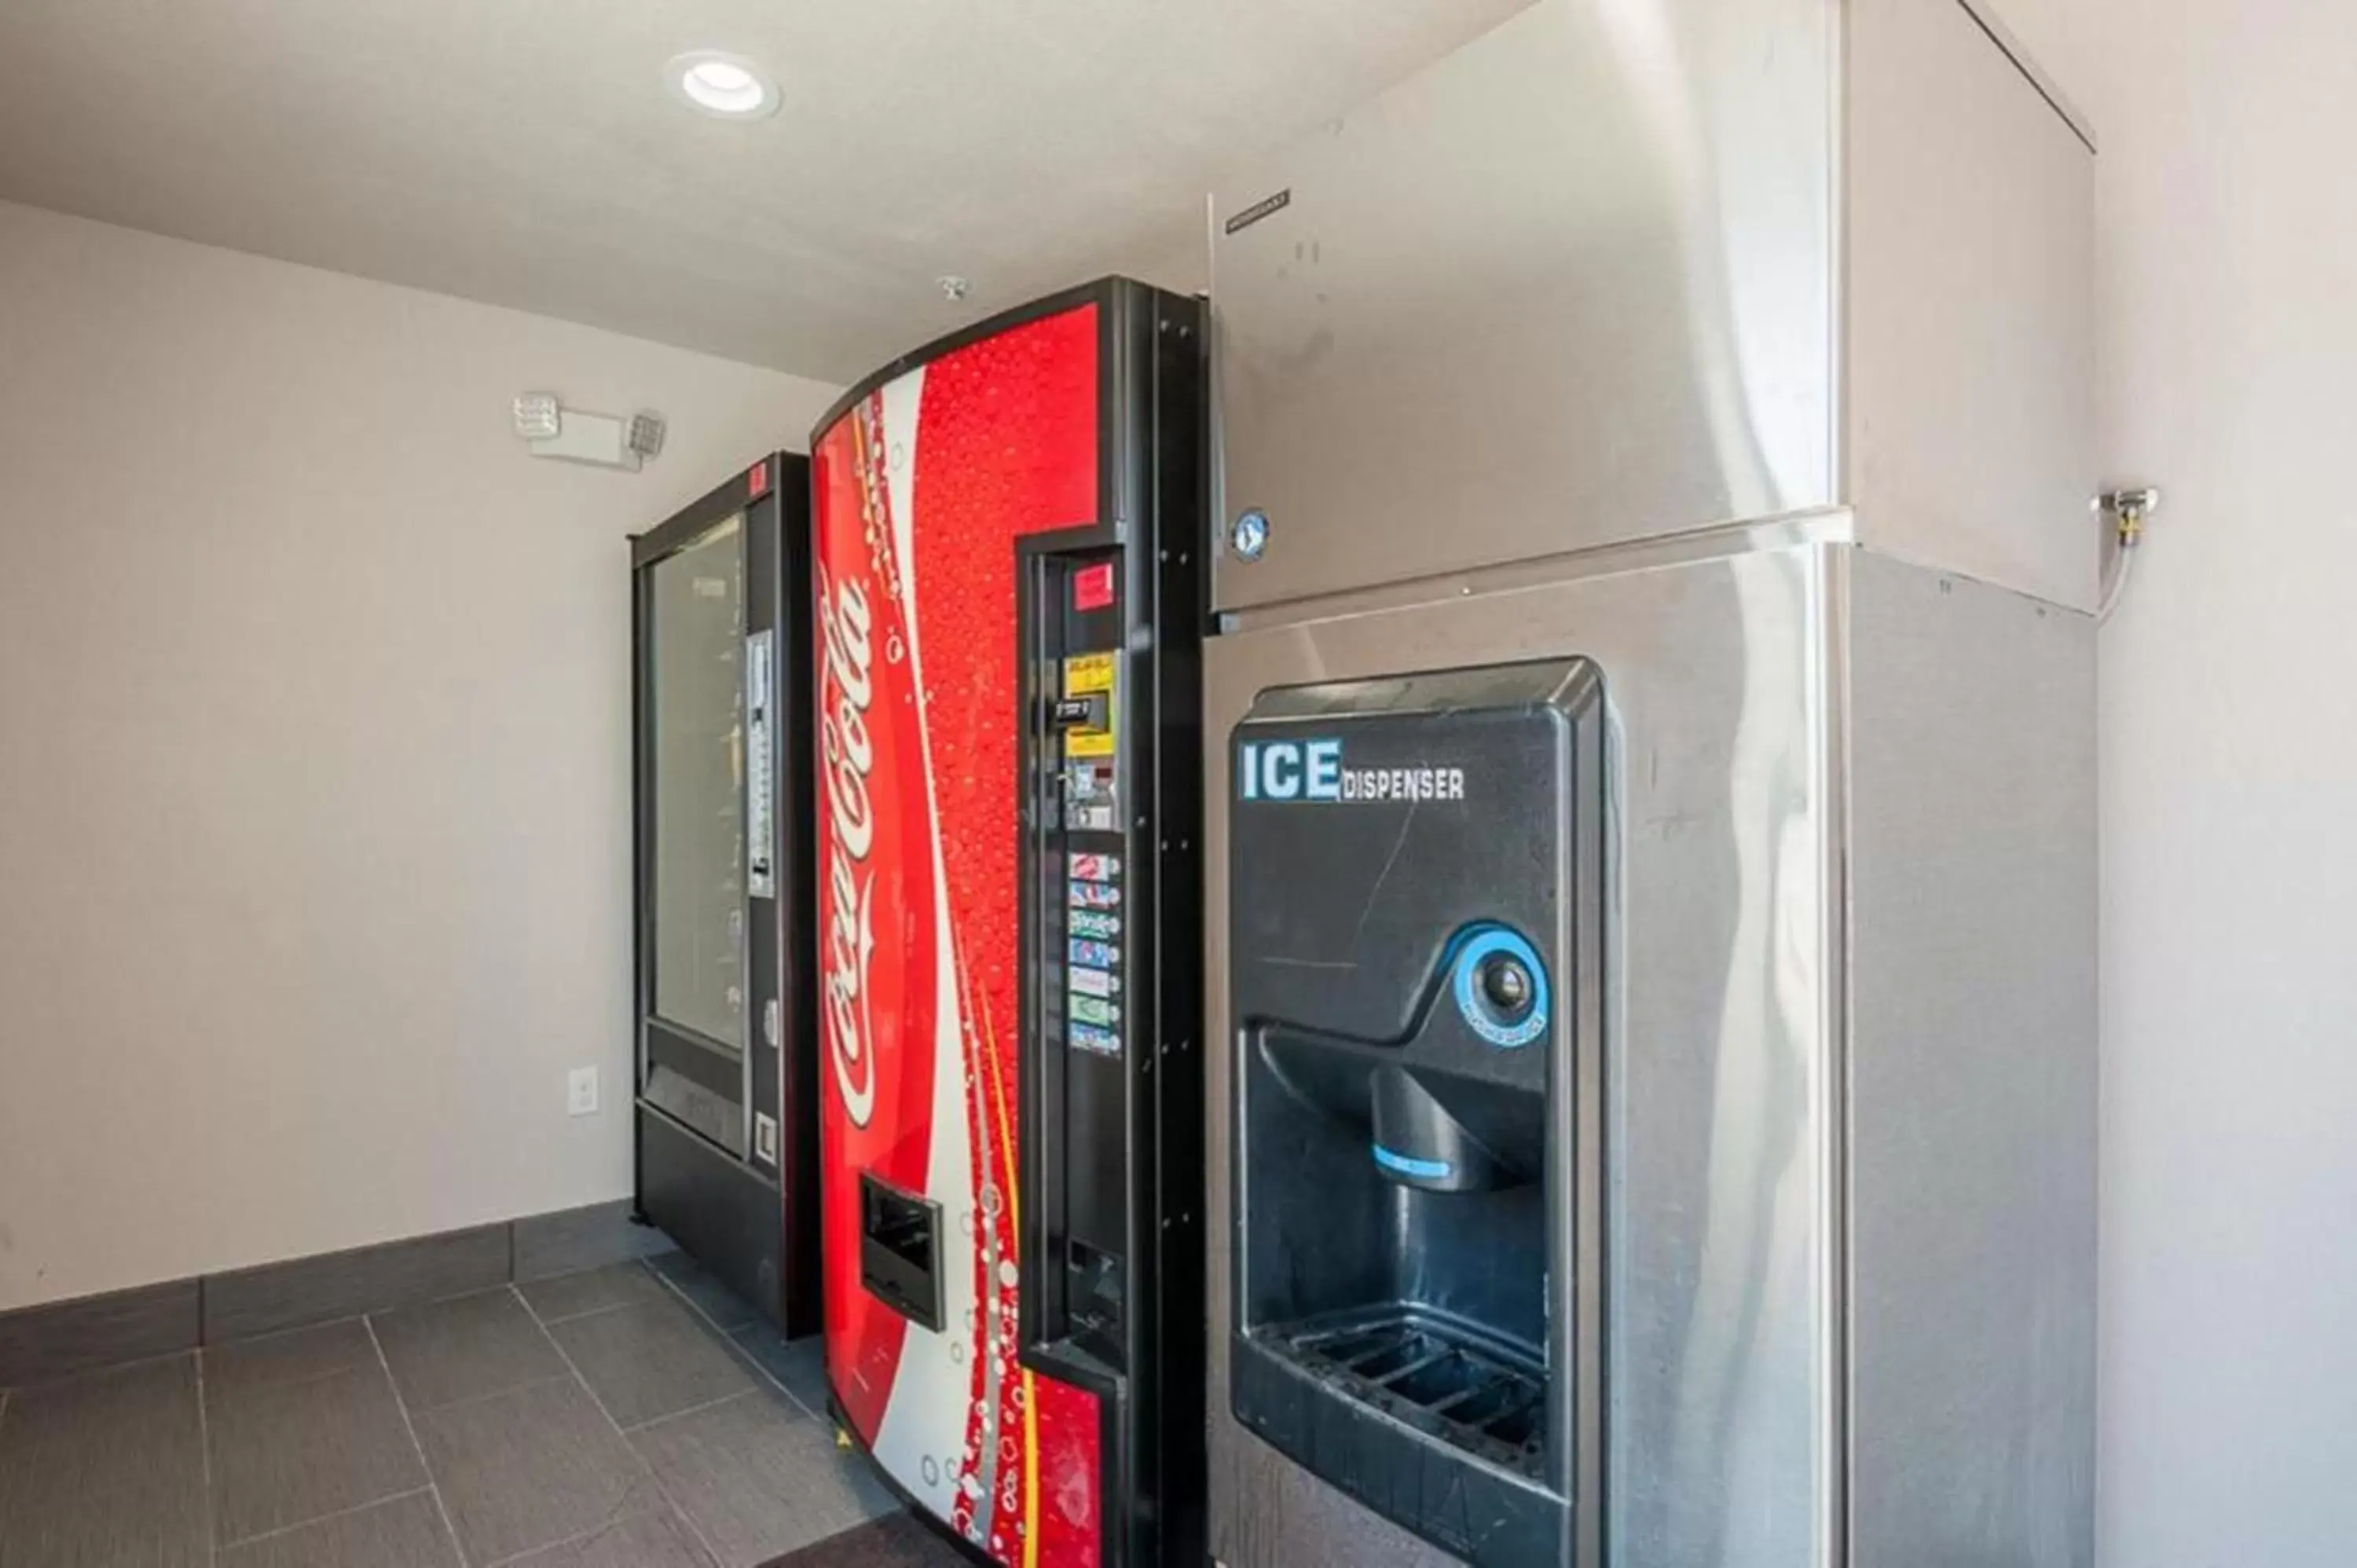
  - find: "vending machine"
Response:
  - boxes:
[811,280,1208,1568]
[631,454,822,1338]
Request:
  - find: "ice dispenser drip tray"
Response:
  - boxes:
[1263,1306,1546,1478]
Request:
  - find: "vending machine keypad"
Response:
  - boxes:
[1021,545,1139,1370]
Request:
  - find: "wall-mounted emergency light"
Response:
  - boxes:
[512,393,666,471]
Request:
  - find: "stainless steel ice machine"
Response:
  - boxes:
[1204,2,2100,1565]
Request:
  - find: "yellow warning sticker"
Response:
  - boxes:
[1063,653,1116,760]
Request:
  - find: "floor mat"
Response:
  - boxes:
[759,1511,974,1568]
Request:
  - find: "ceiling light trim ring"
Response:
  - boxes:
[668,50,781,120]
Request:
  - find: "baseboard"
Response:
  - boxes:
[0,1200,676,1387]
[513,1198,677,1282]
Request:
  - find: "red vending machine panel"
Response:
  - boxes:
[811,282,1204,1568]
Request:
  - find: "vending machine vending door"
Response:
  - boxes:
[632,454,822,1339]
[811,280,1205,1568]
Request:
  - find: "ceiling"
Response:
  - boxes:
[0,0,1527,383]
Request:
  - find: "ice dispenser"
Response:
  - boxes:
[1228,659,1603,1567]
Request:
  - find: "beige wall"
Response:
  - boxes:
[2077,2,2357,1561]
[1983,2,2357,1561]
[0,200,838,1310]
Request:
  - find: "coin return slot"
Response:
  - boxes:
[1065,1238,1127,1337]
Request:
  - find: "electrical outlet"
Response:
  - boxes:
[567,1067,599,1118]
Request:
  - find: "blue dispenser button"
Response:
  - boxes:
[1373,1145,1455,1182]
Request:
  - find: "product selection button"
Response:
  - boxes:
[1069,881,1122,910]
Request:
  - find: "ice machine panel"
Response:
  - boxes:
[1228,660,1604,1568]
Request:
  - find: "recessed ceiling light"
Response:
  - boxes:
[668,51,780,119]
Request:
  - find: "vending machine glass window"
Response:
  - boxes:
[648,514,748,1055]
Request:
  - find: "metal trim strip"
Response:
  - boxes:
[1816,543,1855,1568]
[1215,509,1860,637]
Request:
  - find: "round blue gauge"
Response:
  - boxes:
[1230,509,1270,562]
[1450,925,1550,1050]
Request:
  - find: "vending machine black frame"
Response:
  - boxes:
[630,453,822,1339]
[1013,281,1210,1568]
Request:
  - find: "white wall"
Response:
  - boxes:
[2086,4,2357,1562]
[0,201,838,1310]
[1981,2,2357,1563]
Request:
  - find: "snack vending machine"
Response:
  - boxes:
[632,453,822,1338]
[811,280,1207,1568]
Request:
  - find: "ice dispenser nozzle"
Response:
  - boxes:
[1369,1064,1505,1193]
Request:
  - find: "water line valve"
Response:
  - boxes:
[2096,485,2164,623]
[2100,486,2164,544]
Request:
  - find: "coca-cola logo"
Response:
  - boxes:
[819,564,879,1129]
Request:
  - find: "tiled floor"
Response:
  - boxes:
[0,1256,904,1568]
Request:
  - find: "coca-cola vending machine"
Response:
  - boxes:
[811,280,1207,1568]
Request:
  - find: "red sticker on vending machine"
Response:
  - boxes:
[1073,560,1116,611]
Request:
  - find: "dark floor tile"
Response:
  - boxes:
[0,1278,200,1387]
[727,1324,830,1419]
[648,1252,761,1332]
[202,1317,379,1395]
[206,1349,428,1544]
[515,1203,676,1283]
[372,1288,568,1412]
[632,1391,896,1568]
[214,1489,460,1568]
[759,1513,961,1568]
[547,1299,753,1429]
[412,1373,664,1566]
[502,1508,717,1568]
[521,1262,672,1326]
[205,1224,511,1343]
[0,1354,209,1566]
